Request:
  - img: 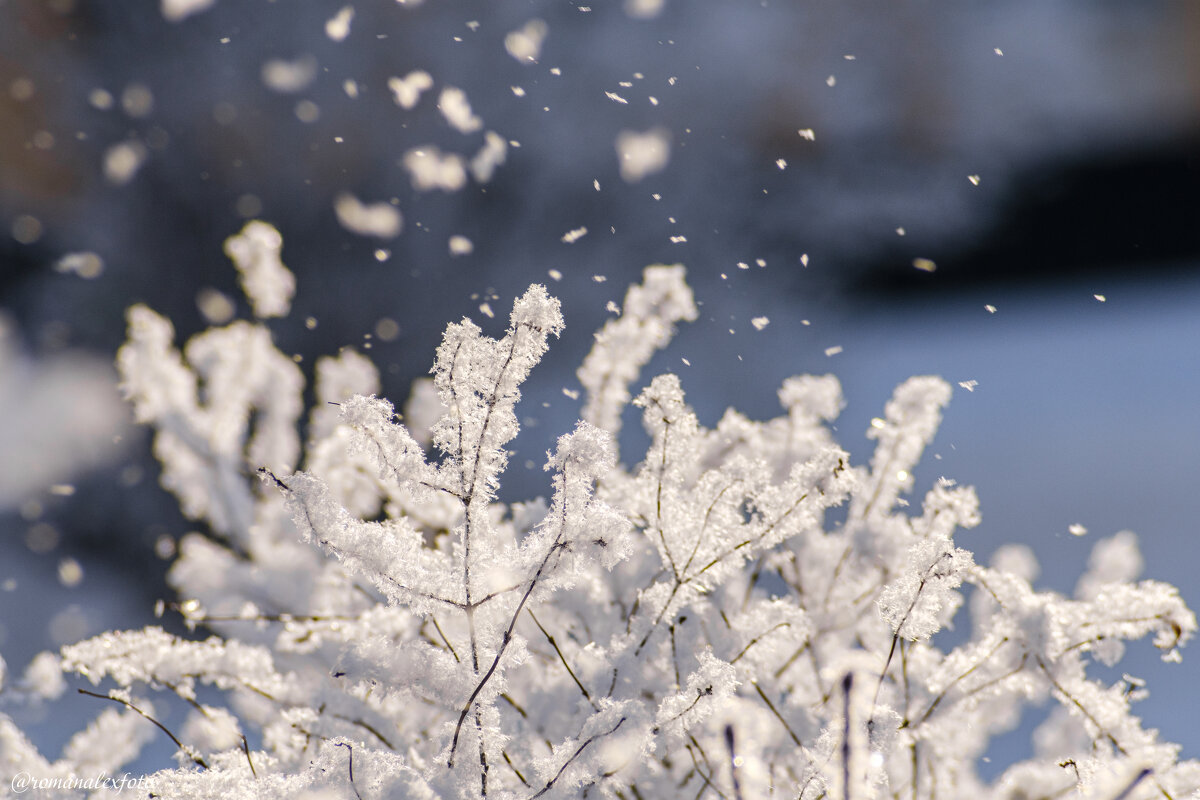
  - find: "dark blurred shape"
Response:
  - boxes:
[860,134,1200,295]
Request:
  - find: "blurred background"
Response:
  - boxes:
[2,0,1199,777]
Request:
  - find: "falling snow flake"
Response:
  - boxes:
[388,71,433,109]
[325,6,354,41]
[334,193,403,238]
[505,19,548,63]
[615,127,671,182]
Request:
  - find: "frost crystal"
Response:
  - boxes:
[333,193,403,239]
[615,127,671,183]
[437,87,483,134]
[222,220,296,318]
[388,71,433,110]
[505,19,548,63]
[403,146,468,192]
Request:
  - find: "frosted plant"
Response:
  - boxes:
[1,228,1198,800]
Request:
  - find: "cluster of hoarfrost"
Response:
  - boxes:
[1,227,1198,800]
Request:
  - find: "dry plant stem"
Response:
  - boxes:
[334,742,364,800]
[529,717,628,799]
[449,464,578,766]
[78,689,208,769]
[529,609,598,709]
[241,735,257,779]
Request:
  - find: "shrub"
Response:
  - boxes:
[1,230,1196,800]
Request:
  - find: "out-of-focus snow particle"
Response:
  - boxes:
[26,523,58,553]
[1069,523,1088,537]
[606,91,628,104]
[223,220,295,318]
[161,0,215,22]
[776,158,787,170]
[606,301,620,313]
[479,302,494,318]
[403,146,467,192]
[824,345,843,357]
[235,193,263,218]
[615,127,670,182]
[958,380,978,392]
[294,100,320,123]
[121,83,153,115]
[505,19,547,63]
[212,102,236,125]
[375,317,400,341]
[625,0,665,18]
[10,77,34,101]
[826,75,836,87]
[985,304,997,313]
[756,258,766,267]
[550,67,562,76]
[913,258,937,272]
[800,253,809,266]
[593,179,601,191]
[994,47,1004,56]
[470,132,507,183]
[388,71,433,109]
[449,235,474,256]
[669,235,686,243]
[649,96,659,105]
[343,79,359,97]
[592,275,607,283]
[196,288,235,325]
[334,193,403,238]
[375,249,391,262]
[103,141,147,185]
[751,317,769,331]
[968,175,981,186]
[304,316,318,330]
[49,606,88,646]
[57,558,83,587]
[88,88,113,110]
[438,87,482,134]
[563,387,580,400]
[896,227,906,236]
[55,252,104,279]
[737,262,749,270]
[511,86,526,97]
[681,357,690,366]
[261,56,317,93]
[325,6,354,41]
[49,484,75,497]
[562,227,588,244]
[1094,294,1106,303]
[548,269,563,281]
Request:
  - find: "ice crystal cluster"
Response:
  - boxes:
[2,225,1198,800]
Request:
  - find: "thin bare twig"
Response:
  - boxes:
[78,689,207,769]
